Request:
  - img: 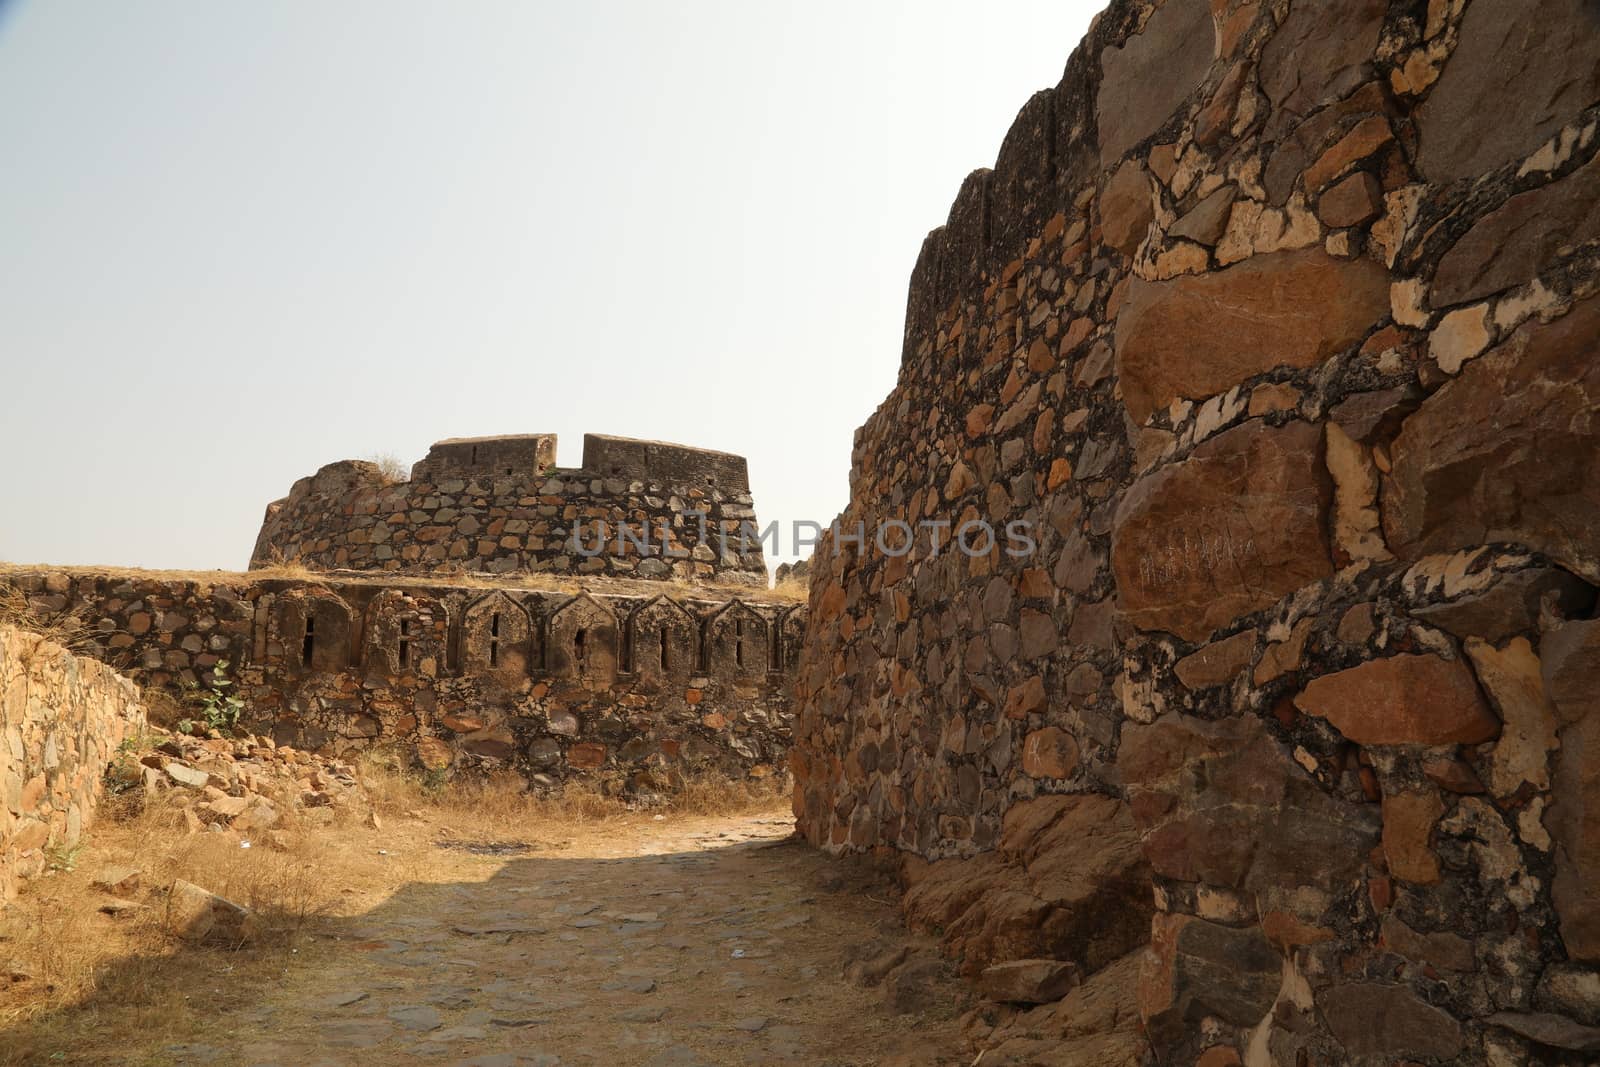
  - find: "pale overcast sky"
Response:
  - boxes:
[0,0,1098,572]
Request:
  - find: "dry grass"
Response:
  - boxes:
[0,587,89,652]
[249,561,320,583]
[770,574,810,602]
[358,746,789,830]
[431,568,781,605]
[364,451,410,486]
[138,688,188,731]
[0,560,318,588]
[249,545,323,581]
[0,796,369,1064]
[0,561,800,608]
[0,758,790,1063]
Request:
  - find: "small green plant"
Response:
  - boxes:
[104,734,150,796]
[186,659,246,736]
[45,840,85,872]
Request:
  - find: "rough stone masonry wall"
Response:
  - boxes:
[792,1,1600,1063]
[251,435,767,585]
[1,626,146,906]
[4,570,802,793]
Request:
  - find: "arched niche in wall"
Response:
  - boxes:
[363,589,449,677]
[703,600,771,684]
[459,590,534,683]
[778,607,808,675]
[546,593,619,687]
[266,588,354,675]
[626,595,698,687]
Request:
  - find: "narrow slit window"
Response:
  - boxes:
[301,614,316,666]
[488,612,501,668]
[398,617,412,668]
[573,628,587,669]
[660,628,670,670]
[734,618,745,669]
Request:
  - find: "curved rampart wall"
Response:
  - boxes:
[251,434,767,584]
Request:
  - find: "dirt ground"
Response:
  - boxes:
[0,805,973,1066]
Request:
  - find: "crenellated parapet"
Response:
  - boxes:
[408,433,558,482]
[251,432,767,584]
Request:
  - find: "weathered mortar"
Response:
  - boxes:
[792,0,1600,1062]
[252,432,767,585]
[1,626,146,905]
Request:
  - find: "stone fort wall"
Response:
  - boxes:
[5,568,803,790]
[251,433,768,585]
[1,626,146,905]
[791,0,1600,1063]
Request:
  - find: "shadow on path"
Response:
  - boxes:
[5,815,967,1067]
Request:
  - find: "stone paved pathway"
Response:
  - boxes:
[159,812,966,1066]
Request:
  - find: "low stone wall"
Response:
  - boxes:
[251,434,768,585]
[3,569,803,792]
[1,626,146,905]
[793,0,1600,1062]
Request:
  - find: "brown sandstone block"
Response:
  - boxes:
[1112,419,1333,642]
[1433,148,1600,306]
[1302,115,1392,194]
[1383,297,1600,582]
[1318,982,1462,1060]
[567,742,607,770]
[1173,628,1257,690]
[1415,0,1600,183]
[1545,619,1600,961]
[1096,0,1216,165]
[1169,185,1236,247]
[1114,249,1388,425]
[1021,727,1079,779]
[1317,170,1382,228]
[1381,789,1444,884]
[1100,160,1155,256]
[1258,0,1385,121]
[166,879,257,944]
[1005,675,1046,718]
[1139,913,1279,1041]
[1294,653,1499,745]
[978,959,1078,1004]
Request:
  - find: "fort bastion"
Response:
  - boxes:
[3,433,800,794]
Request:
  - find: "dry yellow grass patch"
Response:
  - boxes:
[363,451,410,486]
[0,761,790,1065]
[770,574,810,602]
[0,560,800,608]
[358,746,790,829]
[0,798,367,1064]
[0,587,88,653]
[0,560,319,588]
